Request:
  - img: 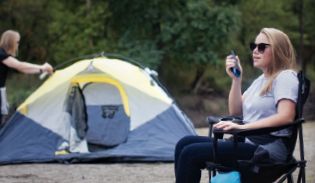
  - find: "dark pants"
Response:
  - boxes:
[174,135,258,183]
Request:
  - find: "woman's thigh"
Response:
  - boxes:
[215,140,258,167]
[178,139,258,168]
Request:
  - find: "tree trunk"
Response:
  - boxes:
[191,66,206,94]
[298,0,306,72]
[86,0,91,9]
[86,0,94,48]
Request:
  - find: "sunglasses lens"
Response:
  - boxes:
[257,44,266,53]
[249,43,256,51]
[249,43,269,53]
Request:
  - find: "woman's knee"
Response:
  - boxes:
[176,135,210,147]
[175,135,211,159]
[175,136,195,151]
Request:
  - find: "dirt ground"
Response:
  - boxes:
[0,122,314,183]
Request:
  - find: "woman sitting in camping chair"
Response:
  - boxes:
[174,28,299,183]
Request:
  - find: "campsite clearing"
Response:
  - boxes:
[0,122,314,183]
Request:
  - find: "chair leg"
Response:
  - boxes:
[208,169,217,182]
[286,174,293,183]
[297,167,306,183]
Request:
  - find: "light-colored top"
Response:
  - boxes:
[242,69,299,161]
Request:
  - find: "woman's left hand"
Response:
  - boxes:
[213,121,245,131]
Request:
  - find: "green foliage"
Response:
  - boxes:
[107,0,169,69]
[1,0,315,115]
[47,0,111,64]
[239,0,298,54]
[157,1,241,93]
[6,74,41,110]
[0,0,51,62]
[117,39,163,69]
[160,1,240,65]
[108,0,240,70]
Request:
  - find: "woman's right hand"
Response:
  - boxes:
[213,120,245,131]
[225,54,242,79]
[41,62,54,74]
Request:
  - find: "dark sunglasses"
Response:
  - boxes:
[249,42,270,53]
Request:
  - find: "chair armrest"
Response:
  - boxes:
[213,118,305,137]
[207,115,243,125]
[207,115,243,138]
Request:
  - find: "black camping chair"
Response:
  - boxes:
[206,71,310,183]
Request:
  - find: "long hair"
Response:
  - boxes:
[0,30,20,56]
[259,28,297,95]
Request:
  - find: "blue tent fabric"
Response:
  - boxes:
[86,105,130,146]
[0,113,64,164]
[0,106,196,164]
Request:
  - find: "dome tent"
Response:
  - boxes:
[0,56,196,164]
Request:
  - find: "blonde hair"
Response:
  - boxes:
[259,28,297,95]
[0,30,20,56]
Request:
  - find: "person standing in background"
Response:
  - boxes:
[0,30,53,127]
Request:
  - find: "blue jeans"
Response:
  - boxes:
[174,135,258,183]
